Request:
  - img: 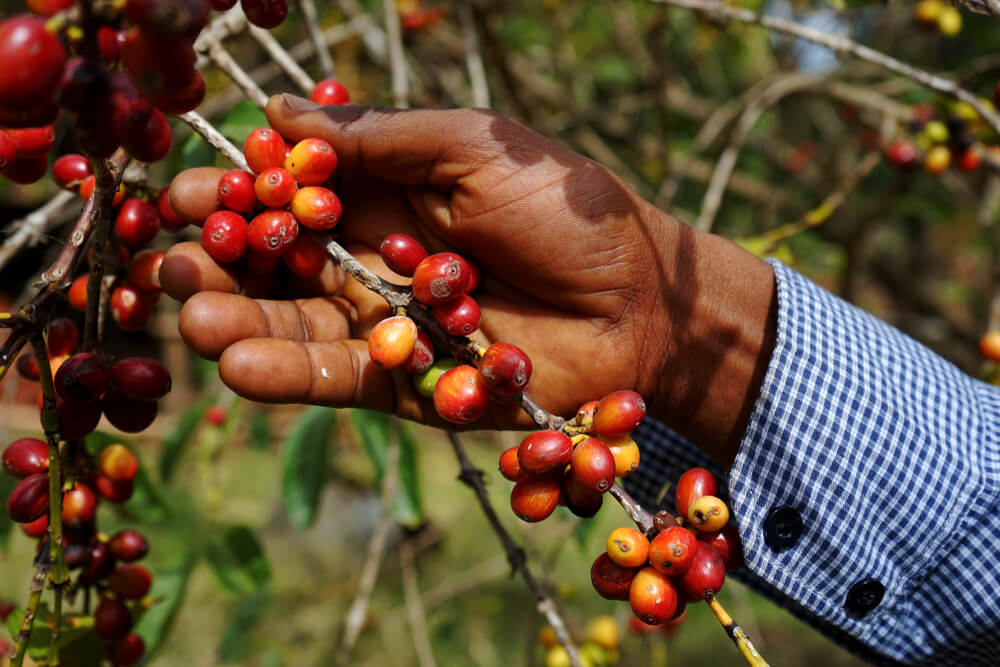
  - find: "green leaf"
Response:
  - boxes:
[351,409,390,480]
[159,398,213,482]
[121,462,172,523]
[280,407,336,529]
[5,605,94,660]
[180,132,216,170]
[0,473,15,550]
[572,515,602,550]
[204,524,271,595]
[216,590,273,663]
[218,100,269,146]
[133,553,197,662]
[392,427,423,529]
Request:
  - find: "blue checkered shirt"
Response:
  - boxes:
[624,259,1000,666]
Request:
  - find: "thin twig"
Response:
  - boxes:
[248,25,315,94]
[198,34,269,109]
[446,432,583,667]
[297,0,335,78]
[177,111,251,172]
[458,4,490,108]
[10,555,50,667]
[399,536,437,667]
[81,156,121,352]
[0,191,77,273]
[383,0,409,108]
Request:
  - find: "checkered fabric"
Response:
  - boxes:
[624,259,1000,666]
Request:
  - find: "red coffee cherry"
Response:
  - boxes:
[289,186,342,230]
[16,351,40,381]
[562,478,604,518]
[100,444,139,482]
[957,147,982,173]
[629,567,678,625]
[202,210,249,264]
[379,233,427,277]
[244,126,287,174]
[7,473,49,523]
[205,404,226,426]
[516,430,573,474]
[157,186,186,231]
[593,390,646,440]
[248,209,298,257]
[124,108,172,163]
[147,69,205,115]
[126,0,208,39]
[52,154,93,189]
[62,484,98,525]
[433,364,488,423]
[433,294,481,336]
[0,97,58,129]
[110,357,171,400]
[479,343,532,395]
[54,352,110,404]
[78,175,127,205]
[281,232,327,277]
[241,0,288,28]
[108,563,152,599]
[679,542,726,601]
[2,154,48,184]
[56,393,103,440]
[412,253,470,305]
[568,437,615,494]
[7,126,55,155]
[283,137,338,185]
[3,438,49,478]
[115,199,160,249]
[675,467,718,518]
[604,436,640,478]
[109,633,145,666]
[648,525,698,576]
[101,391,158,433]
[26,0,74,16]
[606,527,650,568]
[509,473,561,522]
[401,328,435,374]
[95,598,132,639]
[21,514,48,539]
[0,16,67,108]
[254,166,297,207]
[0,132,14,172]
[368,316,418,369]
[218,169,257,213]
[698,524,744,572]
[128,249,165,293]
[310,78,350,105]
[590,552,637,601]
[111,285,154,331]
[84,540,115,581]
[119,27,197,98]
[67,275,89,311]
[463,259,481,293]
[109,529,149,562]
[96,474,134,503]
[98,25,120,61]
[688,495,729,532]
[498,446,526,482]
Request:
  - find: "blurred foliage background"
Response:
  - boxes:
[2,0,1000,664]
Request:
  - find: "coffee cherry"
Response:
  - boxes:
[21,514,48,539]
[675,467,717,518]
[218,170,257,213]
[95,598,132,639]
[7,473,49,523]
[629,567,678,625]
[413,358,458,398]
[53,154,92,189]
[56,393,103,440]
[109,530,149,564]
[281,233,327,277]
[517,430,573,474]
[464,260,482,293]
[96,474,134,503]
[606,527,649,568]
[498,446,526,482]
[62,484,98,525]
[100,444,139,482]
[0,16,67,108]
[562,478,604,518]
[244,127,287,174]
[380,233,427,277]
[254,167,297,207]
[401,328,435,374]
[241,0,288,28]
[108,563,152,599]
[289,186,342,230]
[957,147,981,172]
[604,436,640,477]
[2,154,48,184]
[66,275,89,311]
[157,186,187,231]
[478,344,532,399]
[433,294,481,336]
[120,27,197,98]
[205,404,226,426]
[925,145,951,174]
[0,132,14,172]
[412,253,470,305]
[568,437,615,494]
[574,401,598,431]
[98,26,121,61]
[368,316,418,369]
[16,351,40,381]
[26,0,74,16]
[698,524,744,572]
[123,108,173,163]
[111,285,154,331]
[593,390,645,440]
[509,474,561,522]
[110,357,171,400]
[3,438,49,478]
[102,391,158,433]
[128,249,165,294]
[110,633,145,666]
[0,97,58,129]
[648,525,698,576]
[679,542,726,600]
[981,331,1000,362]
[126,0,208,39]
[79,175,126,205]
[433,364,489,423]
[283,137,337,185]
[7,126,55,156]
[688,495,729,533]
[248,209,298,257]
[886,140,918,169]
[115,199,160,249]
[202,210,249,264]
[54,352,110,404]
[310,79,350,105]
[590,553,637,601]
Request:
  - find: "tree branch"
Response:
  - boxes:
[297,0,335,78]
[177,111,251,172]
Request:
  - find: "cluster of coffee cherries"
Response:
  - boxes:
[913,0,962,37]
[497,391,644,522]
[590,468,743,627]
[885,103,992,174]
[539,615,621,667]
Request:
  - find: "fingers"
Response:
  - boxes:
[160,242,239,302]
[168,167,224,224]
[265,95,502,188]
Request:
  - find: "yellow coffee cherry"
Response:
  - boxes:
[585,615,621,650]
[937,6,962,36]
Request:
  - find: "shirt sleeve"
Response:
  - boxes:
[624,259,1000,666]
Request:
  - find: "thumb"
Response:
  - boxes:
[265,94,502,187]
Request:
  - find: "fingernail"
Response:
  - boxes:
[281,94,320,111]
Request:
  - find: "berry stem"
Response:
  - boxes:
[48,587,62,666]
[706,596,770,667]
[9,556,50,667]
[608,482,655,536]
[198,33,269,109]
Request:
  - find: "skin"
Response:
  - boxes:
[162,94,777,467]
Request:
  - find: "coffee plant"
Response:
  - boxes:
[0,0,997,665]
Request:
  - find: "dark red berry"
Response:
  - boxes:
[241,0,288,28]
[47,317,79,357]
[433,294,481,336]
[110,357,171,400]
[380,233,427,277]
[248,209,298,257]
[562,478,604,518]
[85,541,116,581]
[119,27,197,98]
[109,529,149,562]
[517,431,573,474]
[0,16,67,108]
[109,634,145,666]
[6,126,55,155]
[101,391,158,433]
[3,438,49,478]
[115,198,160,249]
[94,598,132,639]
[52,154,93,189]
[54,352,110,404]
[679,541,726,601]
[157,186,187,231]
[16,351,39,381]
[202,210,249,263]
[56,393,103,440]
[108,563,152,599]
[63,541,89,568]
[479,343,532,395]
[2,154,48,184]
[125,0,209,39]
[96,474,134,503]
[147,68,205,115]
[412,252,470,305]
[111,285,154,331]
[698,524,744,572]
[310,79,350,105]
[7,473,49,523]
[0,132,14,172]
[125,108,173,163]
[401,328,435,374]
[218,170,257,213]
[591,552,637,601]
